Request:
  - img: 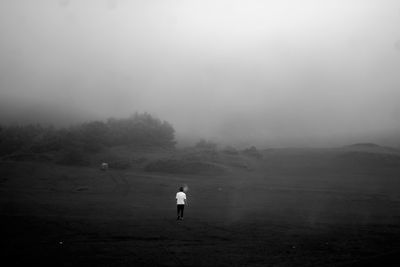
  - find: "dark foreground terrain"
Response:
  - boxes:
[1,146,400,266]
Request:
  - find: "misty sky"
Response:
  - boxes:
[1,0,400,147]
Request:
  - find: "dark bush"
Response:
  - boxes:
[195,139,217,150]
[105,113,175,148]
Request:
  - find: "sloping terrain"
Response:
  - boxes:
[1,145,400,266]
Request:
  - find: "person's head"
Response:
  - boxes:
[179,187,184,192]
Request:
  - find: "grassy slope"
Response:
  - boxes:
[1,146,400,266]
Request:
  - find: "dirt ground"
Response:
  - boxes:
[1,157,400,266]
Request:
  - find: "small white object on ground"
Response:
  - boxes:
[101,162,109,170]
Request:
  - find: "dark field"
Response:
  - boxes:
[2,147,400,266]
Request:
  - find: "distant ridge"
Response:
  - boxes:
[347,143,381,148]
[343,143,400,154]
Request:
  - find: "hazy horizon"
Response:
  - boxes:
[1,0,400,148]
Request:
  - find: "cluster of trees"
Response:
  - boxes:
[0,113,176,160]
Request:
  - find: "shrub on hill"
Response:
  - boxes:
[194,139,217,151]
[241,146,262,159]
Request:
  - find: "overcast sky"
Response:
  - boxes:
[1,0,400,147]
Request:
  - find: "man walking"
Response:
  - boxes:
[176,187,187,220]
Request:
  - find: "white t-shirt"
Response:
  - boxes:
[176,192,186,205]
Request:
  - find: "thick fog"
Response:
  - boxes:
[1,0,400,147]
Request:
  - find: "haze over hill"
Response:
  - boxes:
[1,0,400,147]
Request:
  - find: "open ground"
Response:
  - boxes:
[1,146,400,266]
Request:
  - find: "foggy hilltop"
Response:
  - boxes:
[1,0,400,148]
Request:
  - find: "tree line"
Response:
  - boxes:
[0,113,176,159]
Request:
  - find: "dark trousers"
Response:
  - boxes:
[177,204,184,218]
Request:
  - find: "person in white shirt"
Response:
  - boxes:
[176,187,187,220]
